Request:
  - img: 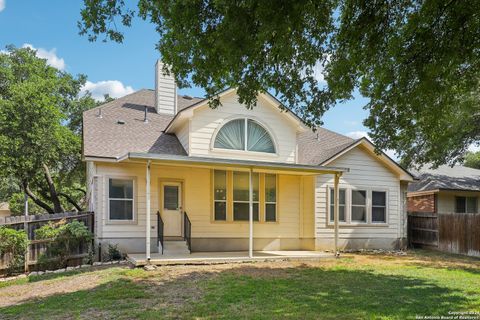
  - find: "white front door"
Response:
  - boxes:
[161,182,182,237]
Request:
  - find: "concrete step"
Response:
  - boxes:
[160,240,190,255]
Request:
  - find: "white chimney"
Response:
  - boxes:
[155,60,177,115]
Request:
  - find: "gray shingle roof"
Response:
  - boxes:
[83,89,202,158]
[297,129,355,165]
[83,89,354,164]
[408,165,480,192]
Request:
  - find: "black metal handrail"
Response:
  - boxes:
[183,211,192,253]
[157,211,164,255]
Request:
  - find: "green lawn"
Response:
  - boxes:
[0,250,479,319]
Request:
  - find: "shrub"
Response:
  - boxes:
[35,219,93,269]
[0,227,29,275]
[103,243,123,262]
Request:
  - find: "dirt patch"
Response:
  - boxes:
[0,272,104,308]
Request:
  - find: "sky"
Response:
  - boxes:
[0,0,374,146]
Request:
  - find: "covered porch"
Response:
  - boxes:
[116,152,348,263]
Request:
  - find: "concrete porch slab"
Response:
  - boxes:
[127,250,334,267]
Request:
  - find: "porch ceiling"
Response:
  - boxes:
[120,152,349,175]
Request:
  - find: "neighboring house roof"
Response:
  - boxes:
[408,165,480,193]
[83,89,201,159]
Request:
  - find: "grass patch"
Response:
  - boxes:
[0,250,479,319]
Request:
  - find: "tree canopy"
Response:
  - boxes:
[0,46,98,214]
[464,151,480,170]
[78,0,480,167]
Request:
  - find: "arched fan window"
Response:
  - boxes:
[214,118,276,154]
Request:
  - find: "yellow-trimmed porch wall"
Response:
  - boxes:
[91,161,316,252]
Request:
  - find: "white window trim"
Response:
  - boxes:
[210,116,279,156]
[326,185,389,227]
[106,176,137,225]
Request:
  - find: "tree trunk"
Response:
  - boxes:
[23,181,54,214]
[58,192,83,212]
[42,163,64,213]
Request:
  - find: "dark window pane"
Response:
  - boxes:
[265,174,276,202]
[109,200,133,220]
[352,206,366,222]
[214,170,227,200]
[109,179,133,199]
[372,207,386,223]
[164,186,179,210]
[352,190,366,205]
[214,202,226,221]
[266,204,276,221]
[455,197,466,213]
[372,191,386,206]
[467,197,477,213]
[233,202,259,221]
[330,205,346,222]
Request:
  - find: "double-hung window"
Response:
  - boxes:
[213,170,227,221]
[455,196,478,213]
[372,191,387,223]
[329,188,346,222]
[351,190,367,223]
[233,171,259,221]
[265,174,277,222]
[108,178,134,221]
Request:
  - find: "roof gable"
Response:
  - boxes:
[319,137,414,181]
[165,88,309,133]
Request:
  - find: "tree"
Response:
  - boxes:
[464,151,480,170]
[78,0,480,167]
[0,46,98,214]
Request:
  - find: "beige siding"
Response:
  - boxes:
[176,120,190,154]
[188,92,298,163]
[315,146,402,249]
[94,162,315,247]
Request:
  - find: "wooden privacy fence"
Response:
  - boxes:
[0,211,94,271]
[408,212,480,257]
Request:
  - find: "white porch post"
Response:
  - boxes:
[334,173,340,257]
[248,168,253,258]
[146,160,151,262]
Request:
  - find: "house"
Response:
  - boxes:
[0,203,11,218]
[407,165,480,214]
[82,61,414,261]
